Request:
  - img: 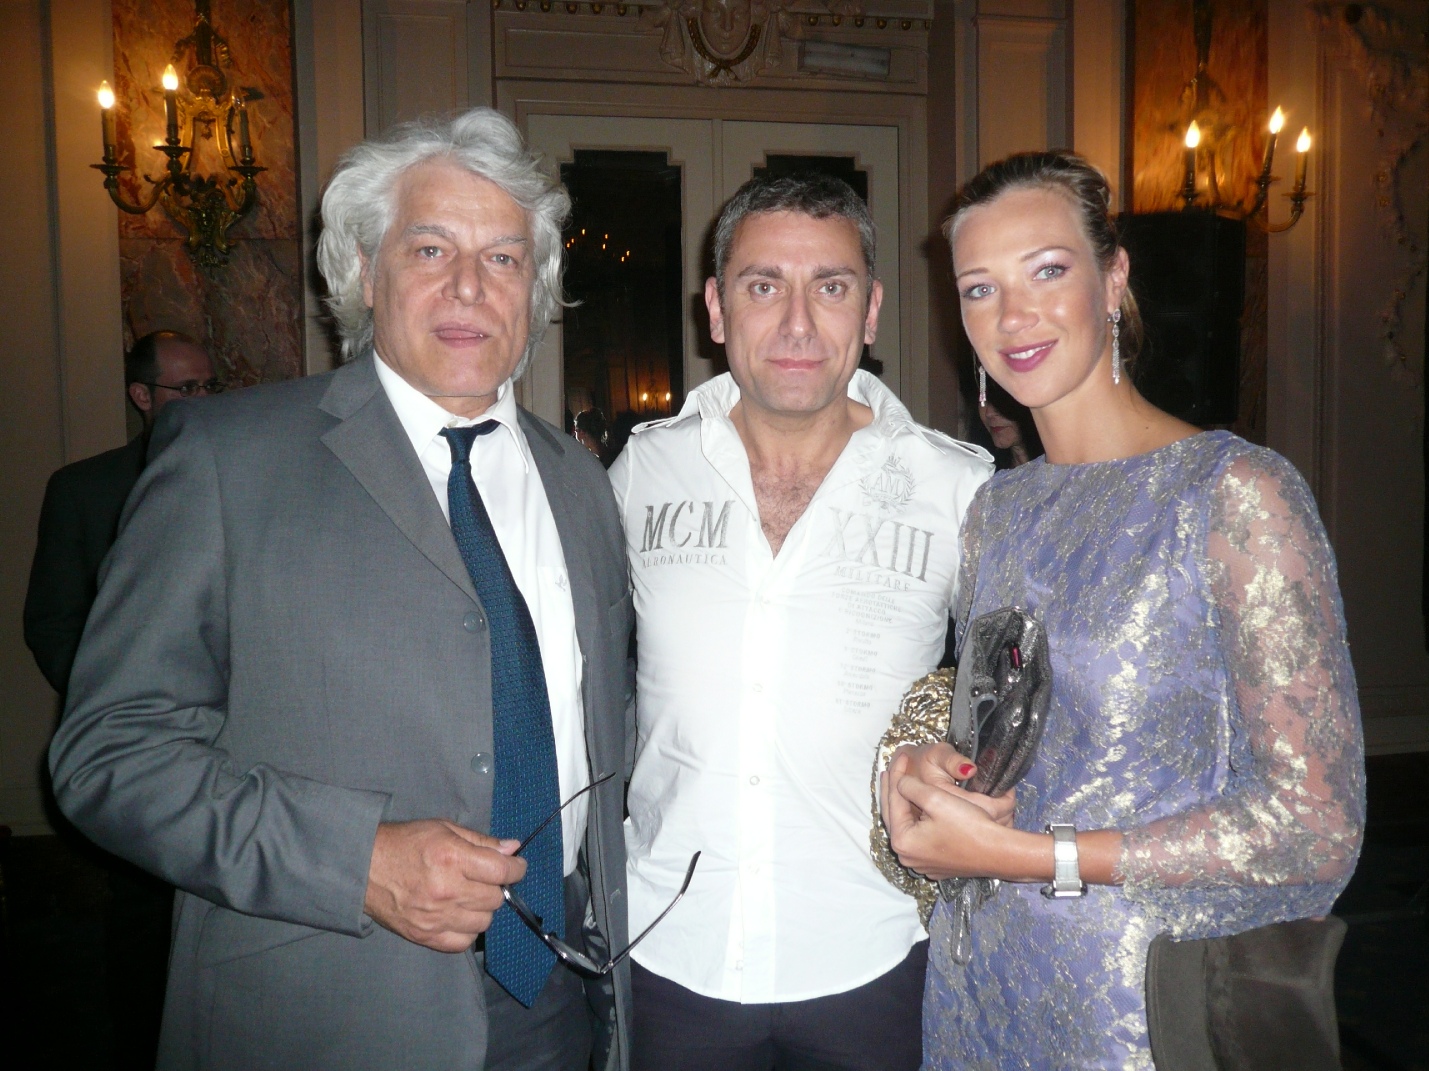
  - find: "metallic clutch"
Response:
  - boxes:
[871,606,1052,960]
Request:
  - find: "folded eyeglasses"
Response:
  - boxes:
[502,771,700,977]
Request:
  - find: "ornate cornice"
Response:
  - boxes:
[492,0,933,87]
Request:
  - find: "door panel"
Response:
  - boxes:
[524,116,714,425]
[363,1,469,136]
[720,120,901,397]
[522,115,901,427]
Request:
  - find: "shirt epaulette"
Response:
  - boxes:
[910,425,995,467]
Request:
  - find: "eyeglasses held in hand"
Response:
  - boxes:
[144,378,225,397]
[501,771,700,977]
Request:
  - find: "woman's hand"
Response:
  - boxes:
[880,743,1127,886]
[878,744,1016,881]
[886,743,1017,827]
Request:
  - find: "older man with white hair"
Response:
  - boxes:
[50,109,635,1070]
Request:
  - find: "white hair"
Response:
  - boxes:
[316,108,571,372]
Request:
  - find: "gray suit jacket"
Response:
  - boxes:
[49,354,633,1070]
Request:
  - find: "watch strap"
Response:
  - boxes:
[1041,823,1087,898]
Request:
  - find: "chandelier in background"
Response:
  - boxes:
[92,0,265,267]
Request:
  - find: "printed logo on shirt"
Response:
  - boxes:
[860,455,915,516]
[821,507,934,590]
[636,499,734,567]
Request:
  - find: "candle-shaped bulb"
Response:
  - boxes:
[1181,122,1201,206]
[1294,129,1311,191]
[97,80,118,159]
[1259,107,1284,180]
[235,92,253,162]
[162,65,179,144]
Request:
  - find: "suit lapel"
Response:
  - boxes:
[521,411,600,671]
[320,356,478,605]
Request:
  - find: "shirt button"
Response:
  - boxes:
[749,775,760,786]
[751,683,763,693]
[463,611,484,632]
[470,752,492,775]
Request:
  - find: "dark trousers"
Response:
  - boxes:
[480,870,597,1071]
[631,940,928,1071]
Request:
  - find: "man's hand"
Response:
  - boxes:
[364,820,527,952]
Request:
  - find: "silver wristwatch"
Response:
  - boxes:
[1041,823,1087,899]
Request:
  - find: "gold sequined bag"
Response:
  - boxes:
[870,667,956,928]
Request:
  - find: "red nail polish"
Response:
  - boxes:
[957,763,975,779]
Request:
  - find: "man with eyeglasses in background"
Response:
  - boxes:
[25,329,219,699]
[22,328,217,1070]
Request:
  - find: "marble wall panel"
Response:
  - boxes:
[1130,0,1268,215]
[1128,0,1268,442]
[119,236,304,385]
[111,0,301,381]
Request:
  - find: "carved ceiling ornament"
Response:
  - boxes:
[642,0,864,83]
[1310,1,1428,384]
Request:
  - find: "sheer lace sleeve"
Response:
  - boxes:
[1120,451,1365,894]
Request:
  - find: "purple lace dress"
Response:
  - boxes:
[923,432,1365,1070]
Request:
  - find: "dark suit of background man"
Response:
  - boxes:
[22,329,215,1071]
[49,108,634,1070]
[24,330,216,696]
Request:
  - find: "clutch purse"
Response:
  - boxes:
[870,606,1052,962]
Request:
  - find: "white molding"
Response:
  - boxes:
[46,0,124,463]
[974,15,1068,166]
[1265,0,1324,497]
[1070,0,1124,210]
[294,0,366,376]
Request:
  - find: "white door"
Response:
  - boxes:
[719,121,902,398]
[523,115,901,427]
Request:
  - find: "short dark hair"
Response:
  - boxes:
[574,408,608,443]
[943,150,1143,369]
[124,330,200,386]
[711,172,875,300]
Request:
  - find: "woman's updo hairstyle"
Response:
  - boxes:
[942,150,1143,370]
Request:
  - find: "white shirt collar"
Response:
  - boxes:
[677,368,917,439]
[374,351,531,473]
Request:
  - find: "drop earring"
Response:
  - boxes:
[1110,310,1122,385]
[978,362,987,408]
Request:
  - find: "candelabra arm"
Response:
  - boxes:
[1244,171,1274,220]
[225,164,265,217]
[1251,189,1312,234]
[91,162,171,214]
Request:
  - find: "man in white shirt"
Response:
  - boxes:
[50,109,633,1070]
[610,173,996,1070]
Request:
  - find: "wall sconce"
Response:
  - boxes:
[92,0,265,267]
[1176,0,1312,232]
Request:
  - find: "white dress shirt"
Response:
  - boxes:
[375,354,588,875]
[610,370,992,1002]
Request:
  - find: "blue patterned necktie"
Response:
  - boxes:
[441,423,563,1008]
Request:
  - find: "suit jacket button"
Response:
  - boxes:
[463,611,483,632]
[471,752,492,775]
